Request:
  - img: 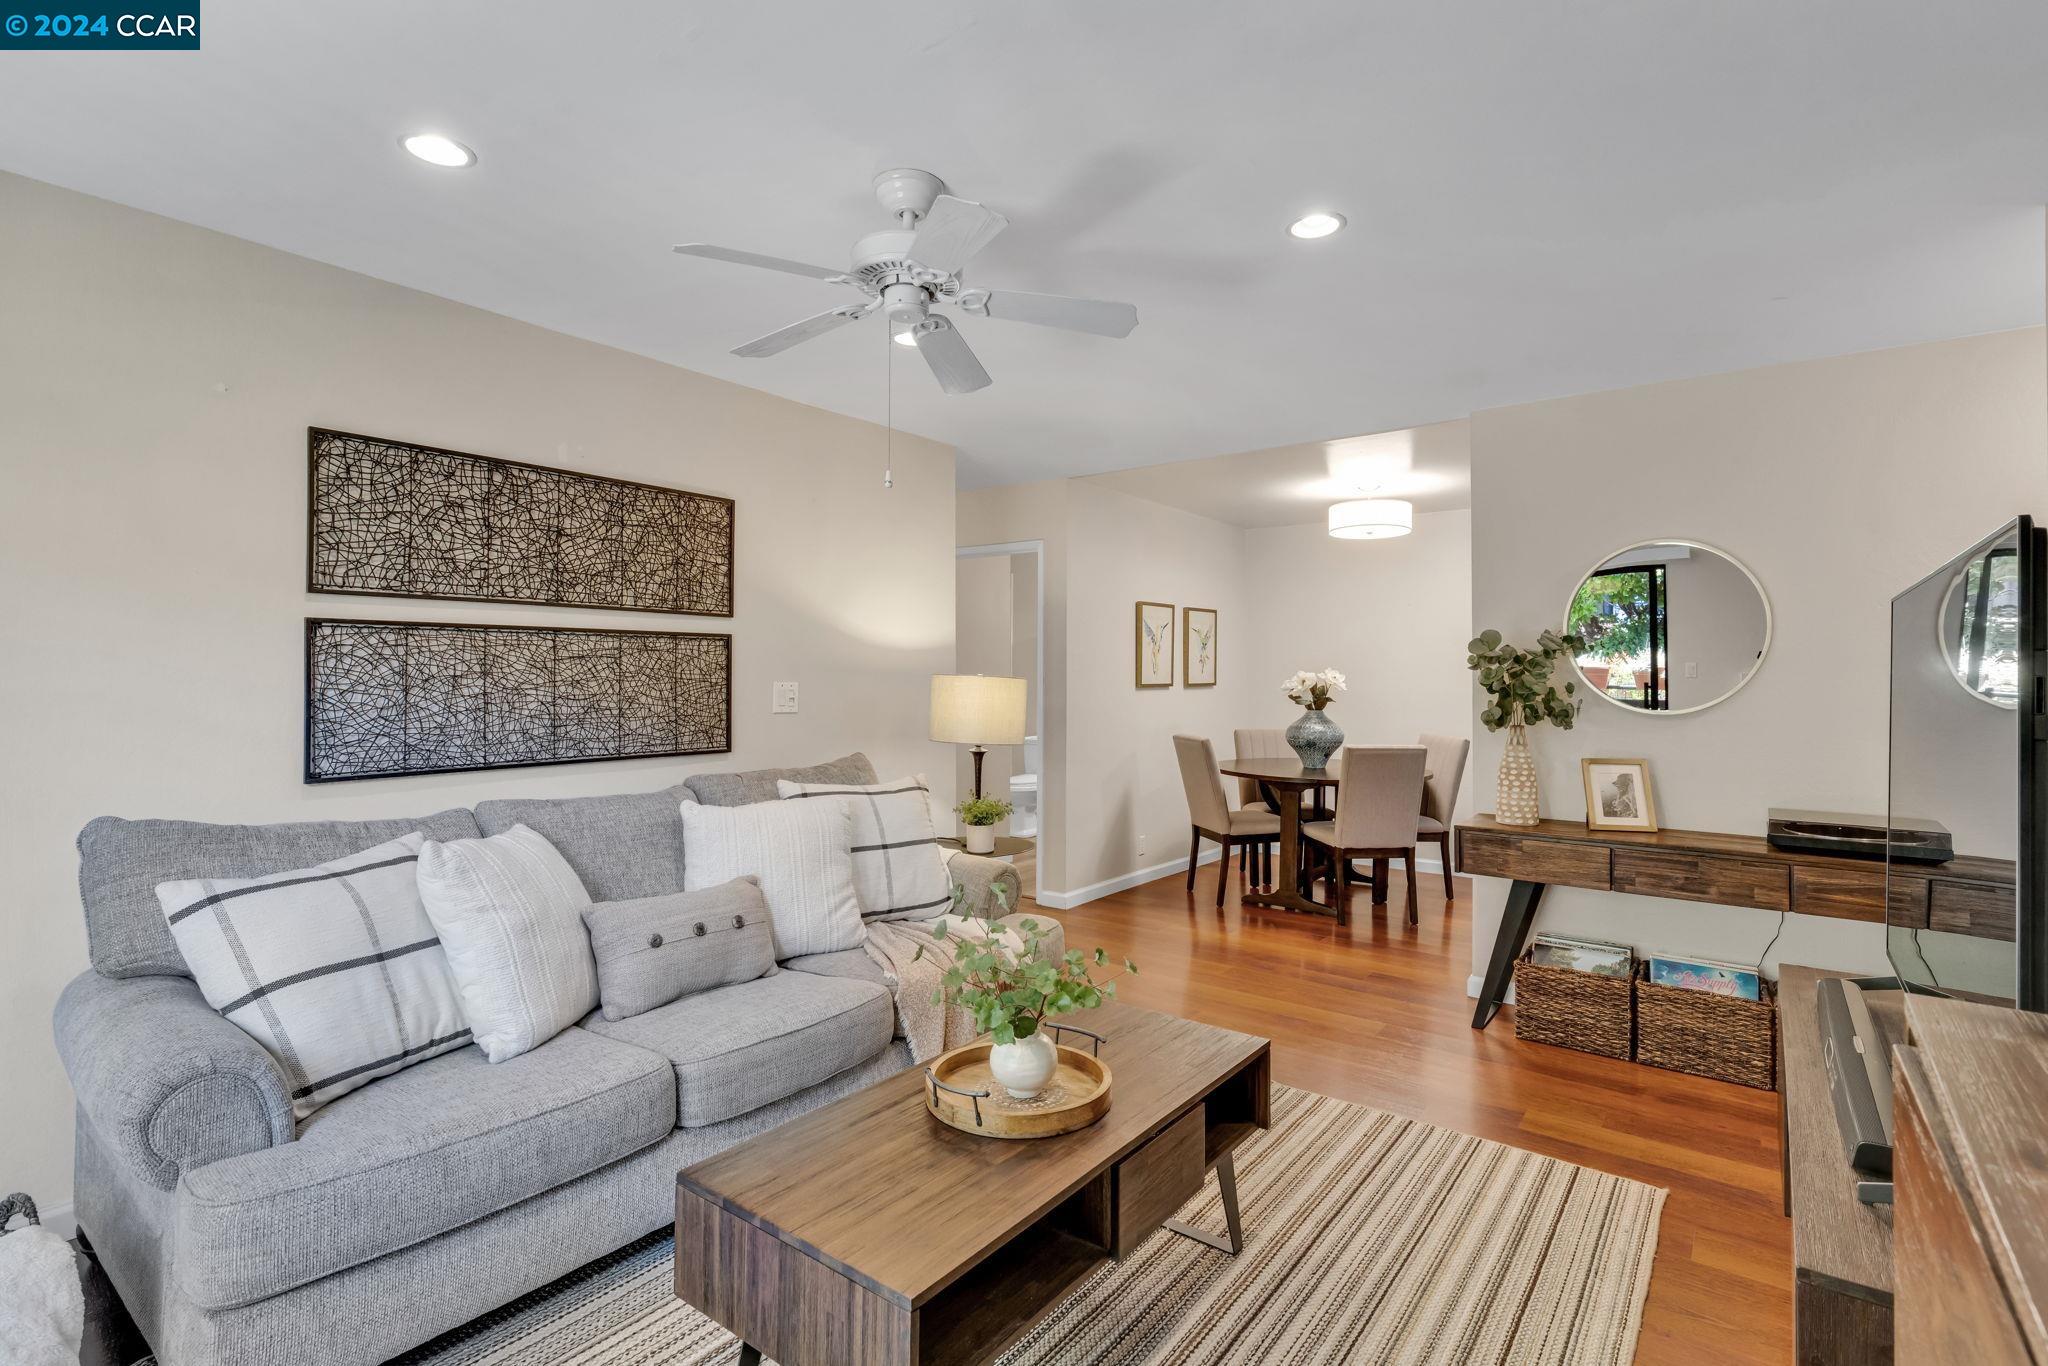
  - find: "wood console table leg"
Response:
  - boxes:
[1472,879,1546,1029]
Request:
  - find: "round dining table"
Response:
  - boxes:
[1217,756,1428,917]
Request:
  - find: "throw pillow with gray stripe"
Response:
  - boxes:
[155,832,470,1120]
[776,775,952,922]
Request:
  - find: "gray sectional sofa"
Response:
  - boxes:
[52,753,1050,1366]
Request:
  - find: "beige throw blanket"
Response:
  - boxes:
[861,915,1025,1064]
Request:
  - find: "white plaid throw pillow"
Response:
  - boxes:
[156,832,470,1119]
[776,774,953,922]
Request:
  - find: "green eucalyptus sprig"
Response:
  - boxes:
[913,882,1137,1046]
[1466,627,1587,733]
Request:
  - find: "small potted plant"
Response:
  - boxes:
[1466,628,1584,825]
[1281,668,1348,769]
[918,884,1136,1099]
[954,795,1013,854]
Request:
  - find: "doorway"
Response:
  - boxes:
[955,542,1044,900]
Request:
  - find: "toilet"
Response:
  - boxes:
[1008,735,1039,838]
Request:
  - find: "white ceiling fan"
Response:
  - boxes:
[673,168,1138,395]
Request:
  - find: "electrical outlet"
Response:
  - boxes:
[772,682,799,714]
[1137,833,1148,860]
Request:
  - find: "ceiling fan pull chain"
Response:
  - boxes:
[883,322,894,489]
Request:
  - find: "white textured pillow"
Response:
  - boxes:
[416,824,596,1063]
[679,797,864,959]
[776,774,952,922]
[156,832,469,1119]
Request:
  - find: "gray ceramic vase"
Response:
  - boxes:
[1285,706,1344,771]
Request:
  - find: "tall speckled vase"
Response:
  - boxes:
[1286,705,1344,771]
[1496,723,1541,825]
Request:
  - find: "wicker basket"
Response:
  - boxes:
[1635,967,1778,1090]
[1511,951,1635,1060]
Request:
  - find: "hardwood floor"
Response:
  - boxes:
[1036,862,1792,1365]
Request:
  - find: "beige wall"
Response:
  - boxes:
[1011,553,1039,738]
[1243,510,1477,835]
[958,480,1260,903]
[0,173,958,1214]
[1061,483,1255,899]
[1468,327,2048,989]
[958,482,1070,891]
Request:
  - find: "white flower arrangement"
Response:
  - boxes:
[1282,668,1347,709]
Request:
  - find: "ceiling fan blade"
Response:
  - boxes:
[912,316,992,393]
[910,195,1009,275]
[673,243,844,282]
[965,288,1139,339]
[731,305,869,358]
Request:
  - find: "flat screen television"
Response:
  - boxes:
[1887,514,2048,1011]
[1820,516,2048,1202]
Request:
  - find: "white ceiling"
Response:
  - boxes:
[1086,420,1471,529]
[3,2,2044,490]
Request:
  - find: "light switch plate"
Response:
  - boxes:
[772,682,799,714]
[1683,661,1700,679]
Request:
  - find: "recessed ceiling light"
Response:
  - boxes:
[401,133,476,168]
[1328,498,1412,540]
[1288,212,1346,240]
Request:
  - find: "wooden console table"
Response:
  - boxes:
[1777,966,2048,1364]
[1893,993,2048,1363]
[1454,815,2013,1029]
[1779,965,1897,1364]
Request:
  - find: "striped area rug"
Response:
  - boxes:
[382,1087,1663,1366]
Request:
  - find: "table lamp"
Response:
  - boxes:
[930,674,1027,799]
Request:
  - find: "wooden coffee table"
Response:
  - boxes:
[675,1002,1270,1366]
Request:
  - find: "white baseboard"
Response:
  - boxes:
[1034,847,1223,910]
[1037,847,1447,910]
[1465,973,1516,1005]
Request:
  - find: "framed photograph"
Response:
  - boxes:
[1183,607,1217,688]
[1135,602,1175,687]
[1530,933,1635,978]
[1582,757,1658,831]
[1648,954,1761,1000]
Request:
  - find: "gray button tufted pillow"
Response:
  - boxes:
[580,877,777,1021]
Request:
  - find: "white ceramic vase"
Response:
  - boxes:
[1496,722,1541,825]
[964,824,996,854]
[988,1029,1058,1099]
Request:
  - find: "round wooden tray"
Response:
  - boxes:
[922,1041,1113,1139]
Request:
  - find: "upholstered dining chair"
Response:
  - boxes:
[1231,727,1312,885]
[1232,728,1321,804]
[1417,732,1471,899]
[1174,735,1282,908]
[1301,746,1430,925]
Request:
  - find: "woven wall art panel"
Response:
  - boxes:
[305,618,731,782]
[308,428,734,616]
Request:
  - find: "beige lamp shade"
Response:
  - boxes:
[930,674,1027,746]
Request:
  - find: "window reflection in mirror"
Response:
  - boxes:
[1563,541,1769,715]
[1569,566,1668,708]
[1939,548,2020,709]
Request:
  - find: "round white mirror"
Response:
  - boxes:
[1562,539,1770,715]
[1936,547,2021,709]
